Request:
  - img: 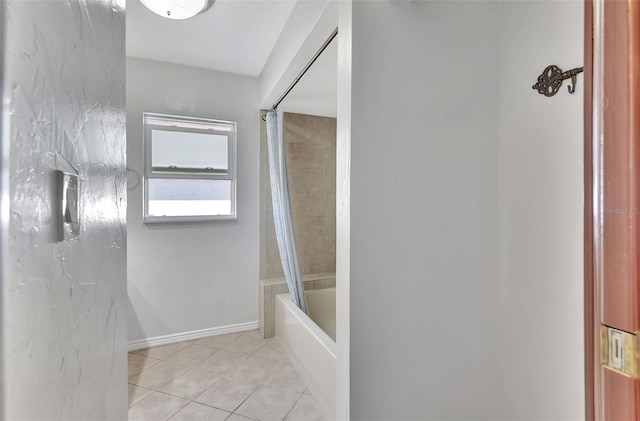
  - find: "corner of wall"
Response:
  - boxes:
[335,1,352,419]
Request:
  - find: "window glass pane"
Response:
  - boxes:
[151,130,228,175]
[147,179,232,217]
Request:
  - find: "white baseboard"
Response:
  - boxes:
[127,321,259,352]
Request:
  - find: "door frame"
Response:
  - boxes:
[584,0,595,418]
[585,0,640,418]
[0,1,7,417]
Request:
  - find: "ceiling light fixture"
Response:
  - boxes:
[139,0,215,20]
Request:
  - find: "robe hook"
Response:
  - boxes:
[532,65,584,97]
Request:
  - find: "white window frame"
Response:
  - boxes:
[142,112,237,223]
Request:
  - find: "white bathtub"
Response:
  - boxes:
[275,288,336,420]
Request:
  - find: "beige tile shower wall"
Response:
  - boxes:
[261,112,337,279]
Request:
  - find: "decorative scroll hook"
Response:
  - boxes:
[532,65,584,97]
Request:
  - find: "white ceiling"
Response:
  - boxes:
[126,0,297,77]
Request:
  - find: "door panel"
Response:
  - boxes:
[601,0,640,333]
[1,1,127,419]
[603,369,640,420]
[592,0,640,418]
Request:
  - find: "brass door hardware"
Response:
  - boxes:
[601,326,640,379]
[532,65,584,97]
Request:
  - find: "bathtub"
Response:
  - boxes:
[275,288,336,420]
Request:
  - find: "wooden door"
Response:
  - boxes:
[588,0,640,418]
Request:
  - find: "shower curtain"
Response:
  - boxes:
[266,110,309,314]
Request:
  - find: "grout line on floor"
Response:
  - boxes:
[281,391,305,421]
[128,330,325,421]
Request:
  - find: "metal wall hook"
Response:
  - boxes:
[532,65,584,97]
[567,74,578,94]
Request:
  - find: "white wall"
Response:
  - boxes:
[341,1,584,419]
[346,2,501,419]
[127,58,260,342]
[497,2,584,419]
[2,1,127,419]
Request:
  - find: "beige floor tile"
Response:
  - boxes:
[163,344,217,367]
[135,342,191,360]
[263,363,307,393]
[128,392,189,421]
[128,384,153,408]
[235,385,301,421]
[168,402,230,421]
[252,340,288,362]
[222,330,271,354]
[284,395,326,421]
[194,375,259,413]
[128,354,161,378]
[226,415,255,421]
[157,368,224,400]
[195,332,243,349]
[197,349,248,373]
[227,356,281,383]
[128,360,193,390]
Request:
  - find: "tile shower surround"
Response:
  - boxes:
[128,330,326,421]
[262,112,337,279]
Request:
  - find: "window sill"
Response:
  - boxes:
[143,214,237,224]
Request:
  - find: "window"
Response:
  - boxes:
[143,113,237,223]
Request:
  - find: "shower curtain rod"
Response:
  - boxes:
[263,28,338,119]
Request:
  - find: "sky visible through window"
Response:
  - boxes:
[147,179,231,216]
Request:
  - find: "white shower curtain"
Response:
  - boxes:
[266,110,309,314]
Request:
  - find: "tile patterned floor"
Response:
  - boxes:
[128,330,327,421]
